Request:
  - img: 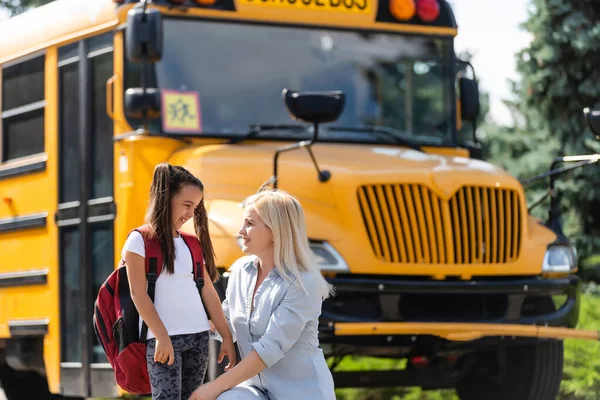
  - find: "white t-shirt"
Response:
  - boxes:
[121,230,210,340]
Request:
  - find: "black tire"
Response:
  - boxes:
[456,340,564,400]
[0,358,54,400]
[0,352,83,400]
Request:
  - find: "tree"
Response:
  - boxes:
[0,0,53,16]
[483,0,600,266]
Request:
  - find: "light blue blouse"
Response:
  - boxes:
[212,255,335,400]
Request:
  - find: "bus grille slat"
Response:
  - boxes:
[357,184,523,264]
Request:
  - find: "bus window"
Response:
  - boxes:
[1,54,45,162]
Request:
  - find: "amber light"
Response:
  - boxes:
[194,0,217,5]
[416,0,440,22]
[389,0,415,20]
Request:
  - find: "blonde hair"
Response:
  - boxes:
[242,189,334,300]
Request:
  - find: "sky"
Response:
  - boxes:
[451,0,533,126]
[0,0,532,126]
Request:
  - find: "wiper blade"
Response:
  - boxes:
[327,126,422,151]
[228,124,310,144]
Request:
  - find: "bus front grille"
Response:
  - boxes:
[357,184,523,264]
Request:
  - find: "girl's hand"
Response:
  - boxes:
[218,336,237,371]
[188,382,219,400]
[154,335,175,365]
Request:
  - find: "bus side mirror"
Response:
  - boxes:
[283,89,345,124]
[459,76,480,122]
[124,88,161,119]
[584,108,600,140]
[126,6,163,63]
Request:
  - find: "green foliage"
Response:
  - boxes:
[335,386,459,400]
[480,0,600,274]
[481,0,600,266]
[331,354,459,399]
[560,284,600,399]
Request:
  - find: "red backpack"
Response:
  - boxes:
[92,225,206,394]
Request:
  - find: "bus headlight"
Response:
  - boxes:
[310,242,349,273]
[236,237,349,272]
[542,245,577,273]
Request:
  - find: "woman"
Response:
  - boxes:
[123,162,236,399]
[189,189,336,400]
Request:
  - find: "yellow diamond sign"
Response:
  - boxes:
[161,90,202,133]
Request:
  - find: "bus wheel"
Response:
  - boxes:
[455,340,563,400]
[0,358,53,400]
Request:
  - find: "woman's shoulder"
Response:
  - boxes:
[289,265,320,282]
[229,255,257,274]
[223,256,256,291]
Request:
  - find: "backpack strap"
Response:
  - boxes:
[133,225,163,342]
[179,230,204,290]
[179,231,210,319]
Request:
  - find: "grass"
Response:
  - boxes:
[327,339,460,399]
[331,354,458,400]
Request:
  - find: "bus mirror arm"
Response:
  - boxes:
[521,107,600,237]
[271,122,331,190]
[269,89,345,189]
[523,154,599,237]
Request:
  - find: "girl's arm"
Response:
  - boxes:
[125,251,169,339]
[125,251,173,363]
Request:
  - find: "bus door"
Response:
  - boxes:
[54,32,117,398]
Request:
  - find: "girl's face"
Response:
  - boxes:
[238,205,274,257]
[171,184,203,232]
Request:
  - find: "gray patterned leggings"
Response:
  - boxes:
[145,331,210,400]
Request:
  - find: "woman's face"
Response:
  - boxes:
[238,205,273,256]
[171,184,203,231]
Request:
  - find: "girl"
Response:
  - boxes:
[123,162,236,399]
[189,189,336,400]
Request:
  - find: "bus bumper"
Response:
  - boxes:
[318,274,598,345]
[332,321,600,341]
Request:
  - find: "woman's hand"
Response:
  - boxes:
[188,382,220,400]
[154,335,175,365]
[219,336,237,371]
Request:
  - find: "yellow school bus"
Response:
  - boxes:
[1,0,599,398]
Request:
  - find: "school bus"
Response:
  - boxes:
[1,0,600,398]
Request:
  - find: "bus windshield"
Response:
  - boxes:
[130,18,455,146]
